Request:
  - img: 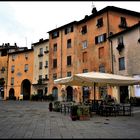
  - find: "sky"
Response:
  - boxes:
[0,1,140,48]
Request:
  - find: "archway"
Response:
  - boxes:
[66,86,73,101]
[52,87,58,101]
[9,88,15,100]
[82,86,90,102]
[21,79,31,100]
[120,86,129,103]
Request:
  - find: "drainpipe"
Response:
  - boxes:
[60,30,63,78]
[107,11,114,73]
[110,40,114,74]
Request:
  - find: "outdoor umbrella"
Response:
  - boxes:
[54,72,140,102]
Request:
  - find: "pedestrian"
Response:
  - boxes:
[49,102,53,112]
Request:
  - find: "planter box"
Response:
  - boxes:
[79,115,90,121]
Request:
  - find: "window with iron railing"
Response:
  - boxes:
[38,48,43,57]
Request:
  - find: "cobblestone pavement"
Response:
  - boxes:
[0,100,140,139]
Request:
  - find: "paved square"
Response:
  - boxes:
[0,100,140,139]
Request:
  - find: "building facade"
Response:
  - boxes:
[48,6,140,103]
[6,49,33,100]
[0,43,24,100]
[32,38,49,98]
[109,22,140,103]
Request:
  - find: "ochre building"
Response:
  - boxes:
[48,6,140,103]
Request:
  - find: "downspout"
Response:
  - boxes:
[110,40,114,74]
[60,30,63,78]
[107,11,114,73]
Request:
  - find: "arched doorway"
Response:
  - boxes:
[21,79,31,100]
[9,88,15,100]
[120,86,129,103]
[82,86,90,102]
[52,87,58,101]
[66,86,73,102]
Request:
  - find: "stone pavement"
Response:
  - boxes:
[0,100,140,139]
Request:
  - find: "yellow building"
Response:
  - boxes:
[0,43,20,100]
[6,48,34,100]
[32,38,49,98]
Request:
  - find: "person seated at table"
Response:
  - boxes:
[107,95,114,105]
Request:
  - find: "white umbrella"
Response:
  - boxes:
[54,72,140,102]
[54,72,140,86]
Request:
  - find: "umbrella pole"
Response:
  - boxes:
[94,82,96,101]
[92,82,96,112]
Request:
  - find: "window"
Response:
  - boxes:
[99,47,104,59]
[45,75,49,80]
[53,59,57,68]
[25,53,28,59]
[118,36,123,44]
[11,77,14,85]
[67,39,71,48]
[39,62,43,69]
[40,48,43,55]
[12,54,16,61]
[44,46,49,53]
[83,69,88,73]
[53,43,57,51]
[67,56,71,66]
[96,18,103,28]
[99,64,105,73]
[53,73,57,80]
[81,25,87,34]
[52,31,59,39]
[24,64,28,72]
[119,57,125,70]
[67,71,71,77]
[65,26,73,34]
[11,65,15,73]
[1,67,5,73]
[82,52,87,63]
[45,61,48,68]
[119,17,127,28]
[38,48,43,57]
[95,33,106,44]
[82,40,87,49]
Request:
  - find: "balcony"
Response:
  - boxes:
[44,50,49,53]
[37,79,43,84]
[38,53,43,57]
[116,43,124,52]
[44,65,48,68]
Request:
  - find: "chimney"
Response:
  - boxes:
[39,38,43,42]
[92,7,97,14]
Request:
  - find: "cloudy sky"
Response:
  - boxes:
[0,1,140,48]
